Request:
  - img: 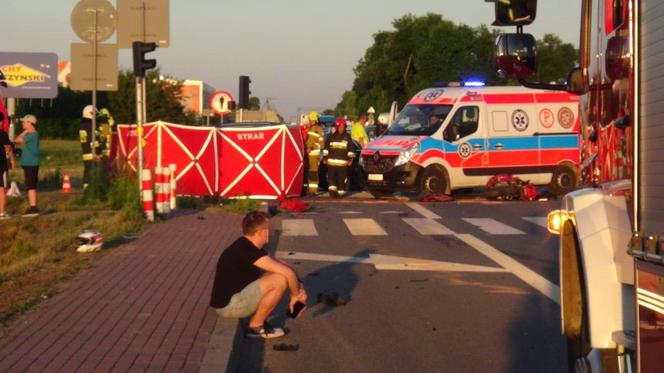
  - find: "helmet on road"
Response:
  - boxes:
[308,111,320,122]
[82,105,97,119]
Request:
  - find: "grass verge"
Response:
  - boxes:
[0,140,145,335]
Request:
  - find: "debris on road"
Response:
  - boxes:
[421,193,454,202]
[317,292,348,306]
[273,343,299,351]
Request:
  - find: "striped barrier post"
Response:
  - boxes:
[169,164,177,210]
[162,166,171,214]
[154,166,164,214]
[142,169,154,222]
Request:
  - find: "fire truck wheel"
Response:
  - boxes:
[416,167,447,198]
[561,221,591,371]
[551,166,577,196]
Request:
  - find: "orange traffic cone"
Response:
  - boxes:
[62,173,72,193]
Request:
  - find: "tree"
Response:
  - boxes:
[337,14,577,115]
[107,69,189,124]
[534,34,578,84]
[248,96,261,110]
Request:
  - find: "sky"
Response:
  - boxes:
[1,0,581,122]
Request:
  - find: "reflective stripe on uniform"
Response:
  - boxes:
[309,149,320,156]
[83,153,94,160]
[308,183,318,188]
[79,130,88,143]
[347,152,355,158]
[308,132,321,138]
[328,185,338,191]
[327,159,348,166]
[323,150,329,156]
[338,190,345,195]
[330,141,349,149]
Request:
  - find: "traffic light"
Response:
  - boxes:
[238,75,251,109]
[132,42,157,77]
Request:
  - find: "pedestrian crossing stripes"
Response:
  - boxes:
[280,216,544,237]
[343,218,387,236]
[282,219,318,236]
[462,218,525,235]
[522,216,547,228]
[403,218,454,235]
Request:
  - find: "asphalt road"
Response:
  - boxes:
[227,199,567,373]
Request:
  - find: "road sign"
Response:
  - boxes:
[71,0,117,43]
[70,43,118,91]
[0,52,58,98]
[209,90,235,115]
[117,0,170,48]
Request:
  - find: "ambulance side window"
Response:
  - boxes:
[445,106,479,141]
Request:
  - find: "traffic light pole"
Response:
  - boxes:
[136,76,145,189]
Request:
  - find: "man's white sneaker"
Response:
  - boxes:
[245,321,285,339]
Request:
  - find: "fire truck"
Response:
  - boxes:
[486,0,663,372]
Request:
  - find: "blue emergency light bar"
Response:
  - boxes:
[463,81,486,87]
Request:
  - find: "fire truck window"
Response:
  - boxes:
[491,111,508,132]
[449,106,479,139]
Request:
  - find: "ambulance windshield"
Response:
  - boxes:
[386,104,453,136]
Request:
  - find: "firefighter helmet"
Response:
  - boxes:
[82,105,97,119]
[335,117,346,128]
[308,111,320,122]
[76,230,103,252]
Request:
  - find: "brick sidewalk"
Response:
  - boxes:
[0,211,241,372]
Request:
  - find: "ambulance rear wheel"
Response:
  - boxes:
[417,167,447,196]
[551,166,576,196]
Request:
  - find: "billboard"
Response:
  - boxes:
[0,52,58,98]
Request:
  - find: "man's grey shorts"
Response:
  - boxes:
[215,279,262,319]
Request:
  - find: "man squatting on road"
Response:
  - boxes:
[210,211,308,339]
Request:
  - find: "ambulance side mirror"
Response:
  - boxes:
[494,33,536,80]
[566,67,587,95]
[443,124,460,142]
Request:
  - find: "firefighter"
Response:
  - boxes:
[323,117,356,198]
[97,108,115,160]
[304,112,325,195]
[80,105,100,186]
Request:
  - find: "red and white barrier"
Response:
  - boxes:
[154,166,164,214]
[142,169,154,222]
[162,166,171,214]
[169,164,177,210]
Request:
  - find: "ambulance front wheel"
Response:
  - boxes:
[416,167,447,197]
[551,165,577,196]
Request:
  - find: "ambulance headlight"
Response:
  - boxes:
[394,144,419,167]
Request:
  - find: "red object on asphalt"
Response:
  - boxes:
[278,199,310,212]
[421,193,454,202]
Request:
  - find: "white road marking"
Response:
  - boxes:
[282,219,318,236]
[338,211,362,215]
[522,216,547,228]
[276,251,507,273]
[379,211,403,214]
[403,218,454,235]
[406,203,441,219]
[462,218,525,235]
[455,234,560,304]
[343,218,387,236]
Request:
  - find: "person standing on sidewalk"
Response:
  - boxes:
[323,117,356,198]
[0,125,16,219]
[14,114,40,217]
[210,211,308,339]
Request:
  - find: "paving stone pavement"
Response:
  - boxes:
[0,211,242,372]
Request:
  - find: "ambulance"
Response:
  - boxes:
[360,83,581,197]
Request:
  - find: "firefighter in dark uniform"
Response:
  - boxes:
[323,117,356,198]
[80,105,101,186]
[305,111,325,195]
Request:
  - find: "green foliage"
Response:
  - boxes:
[337,13,578,115]
[177,196,205,210]
[534,34,579,84]
[16,87,107,139]
[107,69,189,124]
[249,96,261,110]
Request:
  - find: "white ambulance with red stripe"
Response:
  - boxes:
[360,83,581,197]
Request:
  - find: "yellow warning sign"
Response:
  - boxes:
[0,63,52,88]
